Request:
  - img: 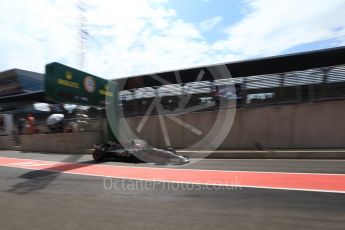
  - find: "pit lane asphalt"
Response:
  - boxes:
[0,150,344,230]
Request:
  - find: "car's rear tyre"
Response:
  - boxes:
[93,149,105,162]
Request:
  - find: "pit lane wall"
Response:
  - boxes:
[123,100,345,149]
[1,100,345,152]
[0,132,101,154]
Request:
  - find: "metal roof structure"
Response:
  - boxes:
[1,46,345,106]
[119,46,345,90]
[0,69,45,110]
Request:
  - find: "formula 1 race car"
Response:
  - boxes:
[92,139,190,165]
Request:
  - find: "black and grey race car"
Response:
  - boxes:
[93,139,190,165]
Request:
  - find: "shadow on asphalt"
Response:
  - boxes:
[6,153,154,195]
[7,155,100,195]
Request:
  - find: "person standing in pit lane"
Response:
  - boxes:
[26,114,36,135]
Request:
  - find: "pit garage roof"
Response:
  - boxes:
[0,68,44,96]
[1,46,345,105]
[0,69,45,108]
[118,46,345,89]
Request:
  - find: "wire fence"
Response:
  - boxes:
[118,64,345,117]
[2,64,345,120]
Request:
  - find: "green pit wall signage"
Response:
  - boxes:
[45,62,113,107]
[45,62,119,142]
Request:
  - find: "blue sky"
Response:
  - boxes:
[167,0,244,42]
[0,0,345,79]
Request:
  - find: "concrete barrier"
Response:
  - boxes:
[1,100,345,154]
[0,135,15,150]
[122,100,345,149]
[0,132,101,154]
